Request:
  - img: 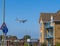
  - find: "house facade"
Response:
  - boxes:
[39,10,60,46]
[0,35,39,46]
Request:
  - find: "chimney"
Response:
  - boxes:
[50,15,54,26]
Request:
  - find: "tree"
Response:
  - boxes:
[7,36,17,39]
[24,42,28,46]
[23,35,31,40]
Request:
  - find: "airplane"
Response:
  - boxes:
[16,18,27,23]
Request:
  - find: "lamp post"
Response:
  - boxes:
[1,0,5,46]
[1,0,8,46]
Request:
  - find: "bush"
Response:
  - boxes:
[56,43,60,46]
[41,43,46,46]
[24,42,28,46]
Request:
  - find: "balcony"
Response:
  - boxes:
[44,23,53,29]
[45,33,53,39]
[45,25,51,28]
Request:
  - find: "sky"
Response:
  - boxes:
[0,0,60,39]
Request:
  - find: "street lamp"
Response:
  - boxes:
[1,0,8,46]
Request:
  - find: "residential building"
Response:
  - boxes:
[39,10,60,46]
[0,35,39,46]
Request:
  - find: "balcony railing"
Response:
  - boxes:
[45,33,53,38]
[44,23,53,28]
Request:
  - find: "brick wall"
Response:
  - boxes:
[55,22,60,43]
